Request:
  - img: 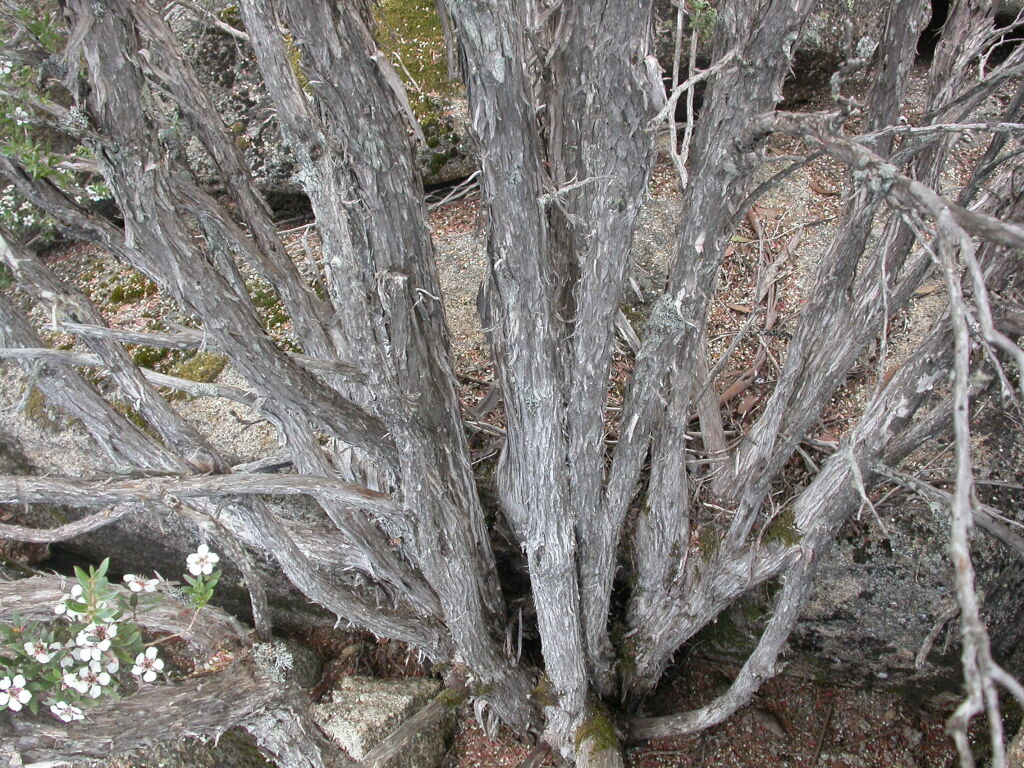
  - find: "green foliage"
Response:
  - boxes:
[216,3,243,27]
[687,0,718,41]
[182,569,220,610]
[0,559,152,718]
[1,545,222,723]
[0,3,72,245]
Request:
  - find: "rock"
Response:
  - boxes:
[314,676,451,768]
[652,0,905,102]
[1009,722,1024,768]
[169,2,473,205]
[251,637,323,689]
[107,729,274,768]
[692,405,1024,705]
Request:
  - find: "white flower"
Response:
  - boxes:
[77,663,110,698]
[12,107,29,126]
[76,622,117,652]
[62,670,88,694]
[72,645,101,663]
[0,675,32,712]
[123,573,160,593]
[50,701,84,722]
[0,60,11,77]
[24,641,52,663]
[106,657,119,675]
[186,544,219,577]
[55,585,86,619]
[131,647,164,683]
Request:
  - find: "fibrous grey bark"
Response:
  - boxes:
[1,0,1023,765]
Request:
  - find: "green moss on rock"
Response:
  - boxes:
[22,386,60,431]
[763,506,801,547]
[575,705,618,754]
[168,351,228,383]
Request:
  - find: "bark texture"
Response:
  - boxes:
[0,0,1022,765]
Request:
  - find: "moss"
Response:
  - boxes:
[575,705,618,754]
[216,3,243,28]
[112,400,151,433]
[284,32,311,94]
[106,272,157,305]
[374,0,456,101]
[0,263,12,289]
[620,302,648,339]
[248,281,290,331]
[22,386,60,432]
[437,687,468,711]
[530,674,558,708]
[694,612,750,653]
[131,345,169,369]
[469,681,494,697]
[697,524,719,564]
[374,0,468,179]
[168,351,227,383]
[762,506,801,547]
[614,631,638,679]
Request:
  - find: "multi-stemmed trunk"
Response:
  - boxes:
[1,0,1023,766]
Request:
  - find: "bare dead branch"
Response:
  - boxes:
[0,505,133,543]
[0,473,401,521]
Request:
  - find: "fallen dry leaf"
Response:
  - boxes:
[808,176,840,196]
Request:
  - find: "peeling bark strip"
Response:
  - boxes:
[0,0,1023,765]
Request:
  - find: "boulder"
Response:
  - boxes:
[695,406,1024,703]
[652,0,899,99]
[314,676,453,768]
[170,3,473,205]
